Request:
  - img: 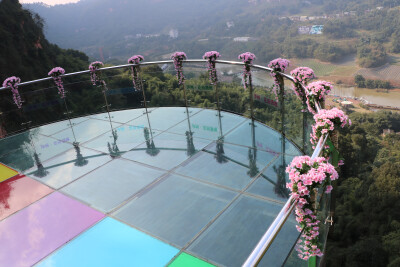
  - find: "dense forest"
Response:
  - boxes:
[24,0,400,67]
[327,111,400,267]
[0,0,88,82]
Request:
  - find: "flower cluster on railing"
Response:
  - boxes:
[268,58,290,99]
[128,55,144,90]
[48,67,66,98]
[286,156,338,260]
[89,61,105,86]
[310,108,351,157]
[2,76,22,108]
[171,52,187,85]
[305,81,332,114]
[238,52,256,90]
[203,51,221,85]
[259,59,352,260]
[290,67,315,101]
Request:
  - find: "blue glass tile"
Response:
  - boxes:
[36,217,179,267]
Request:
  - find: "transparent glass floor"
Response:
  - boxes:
[0,107,302,267]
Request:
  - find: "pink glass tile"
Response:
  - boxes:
[0,174,53,220]
[0,192,104,267]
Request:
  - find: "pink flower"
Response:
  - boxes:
[238,52,256,90]
[128,55,144,90]
[48,67,66,98]
[89,61,105,86]
[171,52,187,85]
[203,51,221,85]
[268,58,290,100]
[3,76,22,108]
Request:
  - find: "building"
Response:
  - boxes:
[169,29,179,38]
[310,25,324,34]
[298,26,311,35]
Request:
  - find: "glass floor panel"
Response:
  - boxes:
[169,253,216,267]
[88,108,152,124]
[51,119,122,144]
[175,142,277,191]
[187,195,283,267]
[166,109,246,141]
[224,120,300,156]
[0,192,103,267]
[81,124,162,155]
[113,174,237,247]
[121,132,211,171]
[0,163,19,183]
[61,158,166,212]
[35,117,89,136]
[0,174,53,220]
[0,107,304,267]
[247,154,299,201]
[124,107,202,132]
[36,217,179,267]
[26,146,112,189]
[0,135,75,173]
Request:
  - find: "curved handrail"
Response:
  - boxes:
[0,59,281,90]
[242,93,326,266]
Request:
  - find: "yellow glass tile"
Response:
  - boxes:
[0,163,18,183]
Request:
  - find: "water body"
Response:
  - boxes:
[331,86,400,108]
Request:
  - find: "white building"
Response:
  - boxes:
[169,29,179,39]
[233,37,250,42]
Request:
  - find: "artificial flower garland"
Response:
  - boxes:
[310,108,351,156]
[268,58,290,99]
[286,156,339,260]
[2,76,22,108]
[89,61,105,86]
[48,67,66,98]
[203,51,221,85]
[171,52,187,85]
[128,55,144,90]
[238,52,256,90]
[290,67,315,101]
[305,81,332,114]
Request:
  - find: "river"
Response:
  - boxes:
[331,86,400,108]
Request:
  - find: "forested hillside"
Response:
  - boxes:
[0,0,88,82]
[327,111,400,267]
[24,0,400,66]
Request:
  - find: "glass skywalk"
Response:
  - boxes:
[0,107,302,267]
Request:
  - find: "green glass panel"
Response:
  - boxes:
[169,253,215,267]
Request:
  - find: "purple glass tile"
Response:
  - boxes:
[0,192,104,267]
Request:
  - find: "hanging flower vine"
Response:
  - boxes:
[171,52,187,85]
[128,55,144,90]
[2,76,22,108]
[89,61,105,87]
[305,81,332,114]
[48,67,66,98]
[268,58,290,99]
[238,52,256,90]
[203,51,221,85]
[286,156,339,260]
[310,108,351,156]
[290,67,315,102]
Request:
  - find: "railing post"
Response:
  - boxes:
[277,73,285,160]
[138,67,154,141]
[62,97,78,146]
[249,72,255,121]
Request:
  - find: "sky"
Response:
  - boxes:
[20,0,80,5]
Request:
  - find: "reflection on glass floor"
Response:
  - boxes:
[0,107,302,267]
